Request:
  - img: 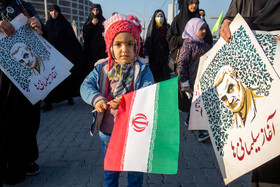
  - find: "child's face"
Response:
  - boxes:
[112,32,136,64]
[197,24,207,39]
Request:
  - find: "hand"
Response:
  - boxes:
[108,97,121,110]
[219,19,232,43]
[277,36,280,41]
[95,99,108,113]
[145,56,149,60]
[27,16,43,35]
[92,18,98,25]
[27,16,42,30]
[182,86,192,93]
[0,20,16,36]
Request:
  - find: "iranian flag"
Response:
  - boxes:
[104,77,180,174]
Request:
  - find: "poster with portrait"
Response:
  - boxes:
[0,14,73,104]
[188,14,280,184]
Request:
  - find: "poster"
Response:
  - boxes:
[188,14,280,184]
[0,14,73,104]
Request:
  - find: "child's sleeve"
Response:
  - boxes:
[176,41,191,83]
[80,67,106,106]
[138,65,155,89]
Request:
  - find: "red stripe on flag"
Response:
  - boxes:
[104,91,136,171]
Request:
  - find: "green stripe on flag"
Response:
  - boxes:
[147,77,180,174]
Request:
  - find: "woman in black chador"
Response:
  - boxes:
[144,9,170,83]
[0,0,45,184]
[82,4,107,78]
[42,4,83,110]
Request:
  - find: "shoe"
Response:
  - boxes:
[41,103,52,111]
[25,162,40,176]
[68,98,75,105]
[198,131,209,142]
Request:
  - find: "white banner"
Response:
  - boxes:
[0,14,73,104]
[189,14,280,184]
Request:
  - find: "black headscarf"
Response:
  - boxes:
[144,9,170,82]
[177,0,200,33]
[85,3,105,25]
[49,4,61,15]
[45,4,83,101]
[45,4,82,63]
[46,4,70,44]
[146,9,168,39]
[178,0,184,10]
[82,3,107,77]
[47,4,63,25]
[166,0,200,60]
[144,9,169,57]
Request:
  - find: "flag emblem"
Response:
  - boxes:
[104,78,180,174]
[131,113,149,132]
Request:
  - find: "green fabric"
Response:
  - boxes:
[148,77,180,174]
[212,12,224,34]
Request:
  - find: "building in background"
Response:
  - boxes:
[167,2,177,25]
[26,0,93,37]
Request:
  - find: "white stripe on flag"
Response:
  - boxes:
[123,84,157,171]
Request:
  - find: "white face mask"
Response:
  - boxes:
[155,17,164,24]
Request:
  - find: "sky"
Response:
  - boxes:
[90,0,232,38]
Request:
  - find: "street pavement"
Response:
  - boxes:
[5,97,251,187]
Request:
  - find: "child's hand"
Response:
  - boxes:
[108,97,121,110]
[95,99,108,113]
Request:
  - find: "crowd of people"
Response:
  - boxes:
[0,0,280,186]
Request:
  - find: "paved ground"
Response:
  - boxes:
[4,97,252,187]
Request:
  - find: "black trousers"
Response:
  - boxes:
[0,73,40,184]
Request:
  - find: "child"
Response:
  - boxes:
[176,18,210,142]
[80,13,154,186]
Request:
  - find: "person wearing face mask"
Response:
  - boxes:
[166,0,213,115]
[0,0,47,185]
[82,4,107,80]
[41,4,83,111]
[144,10,170,83]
